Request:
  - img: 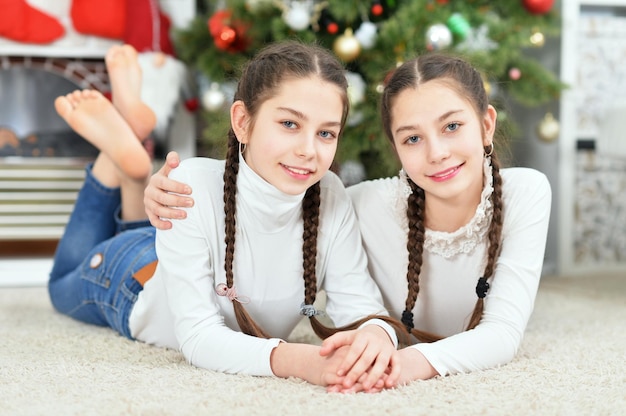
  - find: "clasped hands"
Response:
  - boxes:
[316,325,401,393]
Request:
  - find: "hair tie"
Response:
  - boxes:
[215,283,250,304]
[401,309,414,331]
[300,303,324,318]
[475,277,490,299]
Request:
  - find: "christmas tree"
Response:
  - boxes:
[175,0,565,180]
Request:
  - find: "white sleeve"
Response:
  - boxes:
[155,161,281,377]
[413,170,552,375]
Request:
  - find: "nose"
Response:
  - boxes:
[296,133,316,159]
[427,137,450,163]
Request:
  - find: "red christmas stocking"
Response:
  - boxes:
[124,0,175,56]
[0,0,64,44]
[70,0,126,39]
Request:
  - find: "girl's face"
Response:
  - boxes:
[390,79,496,206]
[232,76,344,195]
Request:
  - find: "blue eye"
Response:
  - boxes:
[319,130,336,140]
[282,120,297,129]
[407,135,421,144]
[446,122,460,132]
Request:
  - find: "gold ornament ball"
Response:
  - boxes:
[537,112,560,142]
[333,29,361,62]
[530,29,545,47]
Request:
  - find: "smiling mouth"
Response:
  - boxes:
[282,164,314,175]
[429,163,463,178]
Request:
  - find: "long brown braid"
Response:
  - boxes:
[381,53,505,343]
[222,41,407,342]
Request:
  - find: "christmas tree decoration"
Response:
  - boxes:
[529,28,545,47]
[536,112,560,142]
[281,1,313,30]
[276,0,326,31]
[354,21,377,49]
[508,67,522,81]
[371,1,384,17]
[333,28,361,62]
[176,0,566,179]
[339,160,366,186]
[318,10,339,34]
[446,13,470,40]
[346,71,366,106]
[202,82,226,112]
[208,9,250,53]
[425,23,453,51]
[522,0,555,15]
[246,0,272,10]
[456,24,497,52]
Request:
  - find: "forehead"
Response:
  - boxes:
[399,79,465,105]
[262,75,345,117]
[391,79,471,120]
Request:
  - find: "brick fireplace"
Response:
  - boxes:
[0,56,112,244]
[0,54,196,248]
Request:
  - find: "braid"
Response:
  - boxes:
[223,132,239,291]
[402,179,443,343]
[467,154,504,330]
[403,181,423,328]
[303,183,410,344]
[301,183,320,308]
[223,132,270,338]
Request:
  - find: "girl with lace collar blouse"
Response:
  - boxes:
[144,53,551,390]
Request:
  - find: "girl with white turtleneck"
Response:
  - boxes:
[48,41,405,393]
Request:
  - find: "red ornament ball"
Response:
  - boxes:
[184,98,199,112]
[214,26,237,50]
[327,22,339,35]
[522,0,554,14]
[207,9,250,53]
[371,4,383,16]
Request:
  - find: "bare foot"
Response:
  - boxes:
[105,44,157,141]
[55,89,152,181]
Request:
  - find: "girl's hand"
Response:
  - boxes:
[319,325,400,392]
[393,347,439,383]
[144,151,194,229]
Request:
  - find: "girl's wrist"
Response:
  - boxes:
[399,347,438,381]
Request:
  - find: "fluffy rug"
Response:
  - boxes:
[1,274,624,415]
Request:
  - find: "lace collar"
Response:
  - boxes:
[393,158,494,258]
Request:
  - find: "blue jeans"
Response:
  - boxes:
[48,164,157,339]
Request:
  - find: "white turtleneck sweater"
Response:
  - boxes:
[347,165,551,376]
[128,156,394,376]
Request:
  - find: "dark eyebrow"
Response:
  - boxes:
[394,109,464,136]
[277,106,307,121]
[277,106,342,129]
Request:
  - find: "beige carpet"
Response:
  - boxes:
[1,273,625,416]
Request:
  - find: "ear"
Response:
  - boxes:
[482,104,498,147]
[230,100,250,145]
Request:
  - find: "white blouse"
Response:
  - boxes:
[347,164,552,376]
[128,156,395,376]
